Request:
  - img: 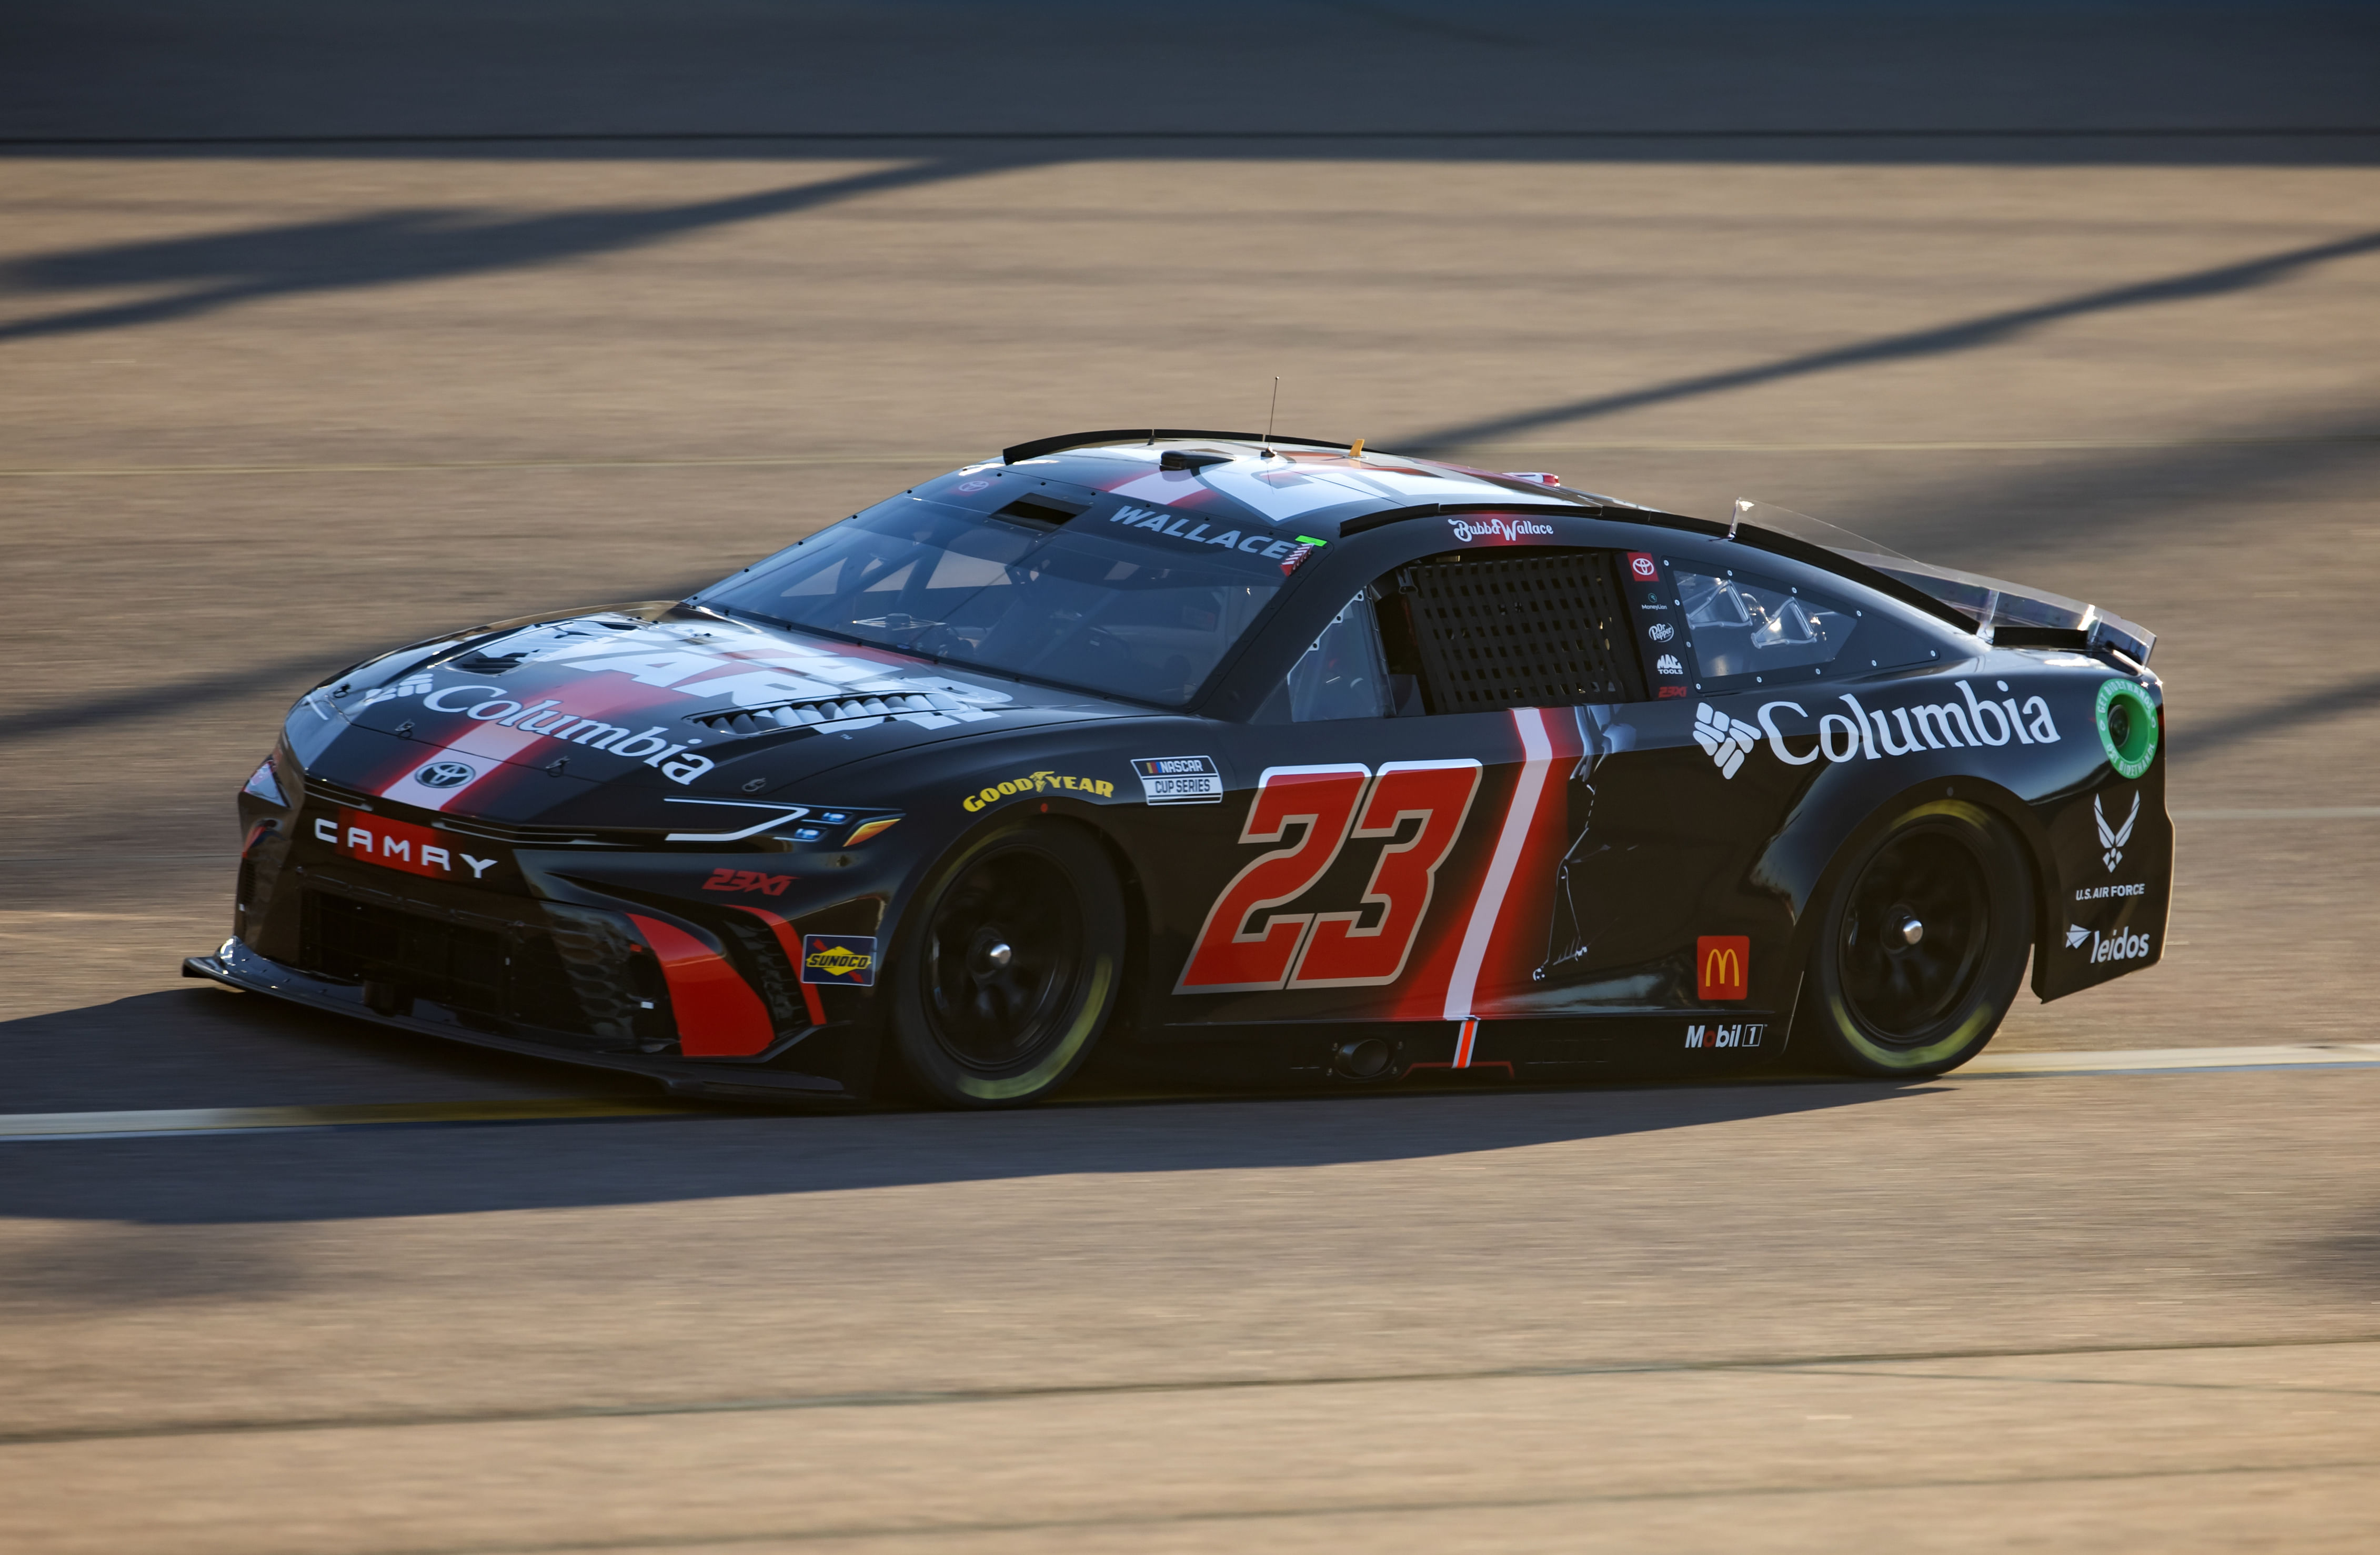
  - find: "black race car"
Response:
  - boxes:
[188,429,2169,1106]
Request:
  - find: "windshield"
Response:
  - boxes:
[694,489,1309,705]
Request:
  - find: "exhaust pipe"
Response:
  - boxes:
[1329,1037,1397,1081]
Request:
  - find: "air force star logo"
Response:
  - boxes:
[2094,790,2139,873]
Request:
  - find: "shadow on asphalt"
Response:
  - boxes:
[0,992,1917,1228]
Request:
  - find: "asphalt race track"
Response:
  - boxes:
[3,4,2378,1550]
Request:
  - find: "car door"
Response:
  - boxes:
[1162,539,1689,1029]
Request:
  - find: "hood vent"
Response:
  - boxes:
[686,689,981,738]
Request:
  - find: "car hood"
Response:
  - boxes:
[282,607,1149,824]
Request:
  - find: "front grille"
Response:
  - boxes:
[299,891,645,1045]
[310,893,509,1013]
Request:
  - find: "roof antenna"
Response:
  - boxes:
[1731,498,1752,541]
[1262,377,1279,456]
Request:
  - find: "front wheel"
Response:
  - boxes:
[1794,799,2033,1077]
[890,820,1126,1107]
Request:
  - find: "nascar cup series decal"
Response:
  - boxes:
[1133,755,1223,804]
[1693,681,2063,779]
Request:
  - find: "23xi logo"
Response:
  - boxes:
[2094,790,2139,873]
[413,761,475,789]
[1178,761,1483,992]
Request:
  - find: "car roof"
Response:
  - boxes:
[987,429,1636,533]
[972,429,1982,638]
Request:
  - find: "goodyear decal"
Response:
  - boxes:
[962,771,1116,812]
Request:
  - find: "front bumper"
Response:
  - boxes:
[184,936,876,1105]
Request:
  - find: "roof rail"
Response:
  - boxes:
[1001,428,1349,465]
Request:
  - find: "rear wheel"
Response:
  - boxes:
[1795,799,2032,1077]
[890,820,1126,1107]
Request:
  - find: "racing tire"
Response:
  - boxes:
[1795,799,2032,1078]
[890,819,1126,1108]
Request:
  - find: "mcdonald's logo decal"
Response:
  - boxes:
[1696,936,1749,1001]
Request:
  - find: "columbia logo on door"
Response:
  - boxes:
[1696,936,1749,1000]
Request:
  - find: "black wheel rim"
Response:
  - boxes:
[920,847,1083,1072]
[1837,824,1992,1046]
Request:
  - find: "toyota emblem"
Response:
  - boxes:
[414,761,476,789]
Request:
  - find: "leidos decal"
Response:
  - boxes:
[2068,923,2153,964]
[314,812,496,880]
[1698,680,2063,780]
[1178,760,1484,992]
[962,771,1117,812]
[1696,936,1750,1000]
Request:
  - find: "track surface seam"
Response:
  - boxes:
[89,1458,2380,1555]
[9,1335,2374,1449]
[4,432,2376,479]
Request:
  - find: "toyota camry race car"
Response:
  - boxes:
[188,429,2170,1106]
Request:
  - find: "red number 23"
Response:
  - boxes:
[1176,761,1481,993]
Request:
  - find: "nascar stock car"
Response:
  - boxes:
[187,429,2169,1106]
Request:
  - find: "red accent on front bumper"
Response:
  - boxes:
[627,913,775,1057]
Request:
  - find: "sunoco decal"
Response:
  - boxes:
[800,935,877,986]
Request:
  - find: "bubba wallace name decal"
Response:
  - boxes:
[1694,679,2062,779]
[1446,516,1555,543]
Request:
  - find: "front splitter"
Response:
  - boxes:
[181,941,863,1105]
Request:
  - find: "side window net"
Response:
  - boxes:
[1284,595,1392,722]
[1381,550,1646,715]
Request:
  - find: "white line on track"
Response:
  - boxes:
[2169,807,2380,820]
[1960,1044,2380,1078]
[3,1046,2377,1140]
